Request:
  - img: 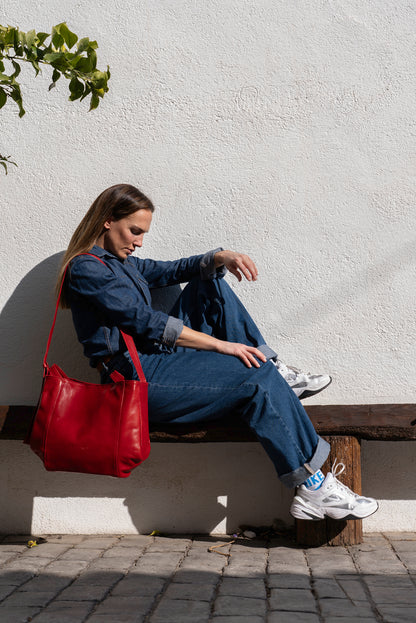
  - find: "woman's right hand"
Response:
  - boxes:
[214,340,267,368]
[175,326,267,368]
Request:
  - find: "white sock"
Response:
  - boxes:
[303,469,325,490]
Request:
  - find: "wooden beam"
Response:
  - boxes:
[1,404,416,441]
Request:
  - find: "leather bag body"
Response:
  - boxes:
[26,253,150,478]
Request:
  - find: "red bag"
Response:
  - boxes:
[25,254,150,477]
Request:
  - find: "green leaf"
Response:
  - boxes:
[77,37,90,53]
[59,23,78,49]
[88,48,97,70]
[52,30,64,49]
[52,68,61,82]
[0,88,6,108]
[11,60,21,78]
[26,29,37,47]
[37,32,50,46]
[89,92,99,111]
[69,76,84,100]
[75,57,92,73]
[0,60,4,72]
[0,161,8,174]
[44,52,65,63]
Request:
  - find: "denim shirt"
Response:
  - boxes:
[66,245,226,367]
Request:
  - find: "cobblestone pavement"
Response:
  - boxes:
[0,532,416,622]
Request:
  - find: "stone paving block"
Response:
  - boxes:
[74,537,120,549]
[133,552,183,577]
[3,589,56,607]
[150,597,211,622]
[93,595,155,616]
[111,574,165,596]
[318,597,374,618]
[43,559,90,576]
[385,533,416,541]
[172,568,221,584]
[0,553,19,565]
[336,577,369,602]
[0,585,16,600]
[269,588,317,613]
[34,600,96,622]
[164,581,215,601]
[312,578,346,599]
[56,582,111,601]
[390,540,416,552]
[20,543,71,558]
[362,574,415,588]
[353,551,407,575]
[3,558,52,573]
[118,535,153,547]
[214,595,266,616]
[376,605,416,623]
[0,606,42,623]
[147,537,191,552]
[213,617,265,622]
[43,535,86,545]
[87,556,133,573]
[59,547,103,562]
[86,614,145,623]
[0,570,35,585]
[222,565,266,579]
[76,569,125,585]
[324,618,378,623]
[101,547,142,563]
[19,574,74,592]
[268,613,320,623]
[0,544,28,553]
[218,577,266,599]
[268,573,310,589]
[366,585,416,604]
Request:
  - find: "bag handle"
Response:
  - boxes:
[44,253,146,383]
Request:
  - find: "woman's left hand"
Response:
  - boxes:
[214,250,259,282]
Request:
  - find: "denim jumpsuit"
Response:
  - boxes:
[67,245,329,488]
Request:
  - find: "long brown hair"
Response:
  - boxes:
[56,184,154,308]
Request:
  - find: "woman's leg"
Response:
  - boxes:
[110,347,329,489]
[170,276,277,360]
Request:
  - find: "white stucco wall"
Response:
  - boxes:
[1,0,415,404]
[1,1,415,534]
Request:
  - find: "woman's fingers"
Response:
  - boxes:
[221,251,259,282]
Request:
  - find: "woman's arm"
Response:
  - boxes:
[175,326,267,369]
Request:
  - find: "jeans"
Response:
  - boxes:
[102,277,330,488]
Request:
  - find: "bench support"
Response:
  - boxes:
[296,435,362,547]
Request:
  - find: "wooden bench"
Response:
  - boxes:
[1,403,415,547]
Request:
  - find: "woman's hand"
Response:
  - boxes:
[214,250,259,282]
[214,340,267,368]
[175,327,267,368]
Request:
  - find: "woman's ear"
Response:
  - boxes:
[103,219,113,231]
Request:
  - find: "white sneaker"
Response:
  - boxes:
[290,460,379,521]
[275,360,332,400]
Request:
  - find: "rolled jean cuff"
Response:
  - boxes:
[279,436,331,489]
[257,344,278,360]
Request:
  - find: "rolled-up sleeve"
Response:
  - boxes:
[162,316,184,347]
[200,247,228,280]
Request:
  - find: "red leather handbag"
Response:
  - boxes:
[25,254,150,477]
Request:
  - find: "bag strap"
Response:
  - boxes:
[44,253,146,383]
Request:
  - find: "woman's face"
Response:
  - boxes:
[99,209,153,260]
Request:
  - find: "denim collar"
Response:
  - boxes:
[89,244,125,263]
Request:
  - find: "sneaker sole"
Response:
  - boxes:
[290,498,379,521]
[298,377,332,400]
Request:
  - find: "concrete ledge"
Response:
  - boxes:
[0,438,415,535]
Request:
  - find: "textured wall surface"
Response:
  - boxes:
[1,0,415,404]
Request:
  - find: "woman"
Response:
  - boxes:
[57,183,378,521]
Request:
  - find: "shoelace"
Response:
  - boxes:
[275,360,301,380]
[330,458,360,499]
